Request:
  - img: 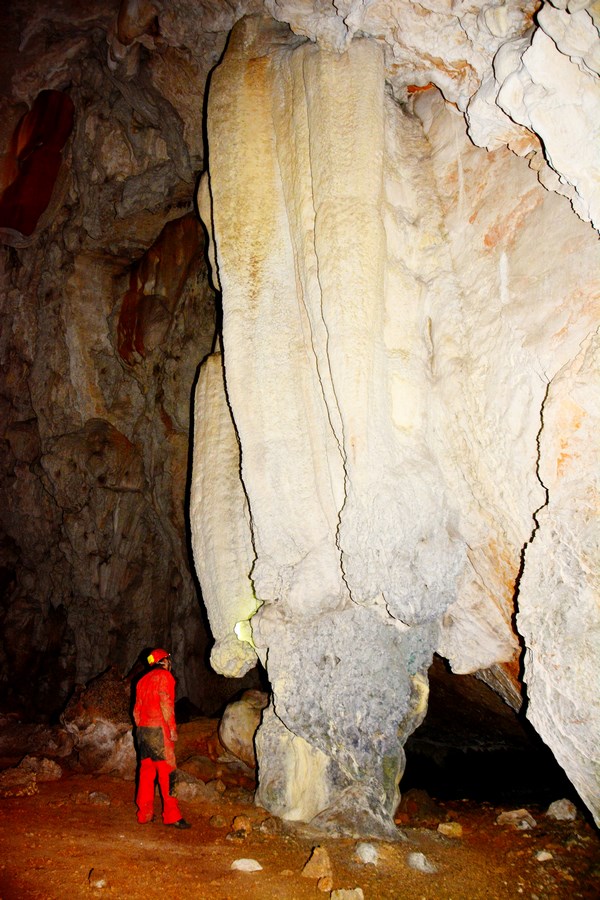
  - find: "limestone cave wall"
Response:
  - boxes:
[0,0,230,716]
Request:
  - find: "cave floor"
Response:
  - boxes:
[0,719,598,900]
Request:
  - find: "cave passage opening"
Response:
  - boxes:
[402,655,580,810]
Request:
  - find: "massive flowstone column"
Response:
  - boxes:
[193,15,461,837]
[190,5,600,829]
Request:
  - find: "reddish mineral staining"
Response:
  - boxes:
[407,82,435,94]
[0,90,75,236]
[117,213,204,365]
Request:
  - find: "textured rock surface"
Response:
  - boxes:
[255,607,433,837]
[265,0,538,107]
[467,1,600,229]
[517,333,600,826]
[415,87,599,665]
[218,689,269,768]
[60,667,136,778]
[0,0,222,716]
[267,0,599,229]
[413,89,599,822]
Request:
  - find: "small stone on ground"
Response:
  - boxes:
[230,858,262,872]
[496,808,537,829]
[407,851,437,874]
[546,799,577,821]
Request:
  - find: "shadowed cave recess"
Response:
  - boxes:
[0,0,598,840]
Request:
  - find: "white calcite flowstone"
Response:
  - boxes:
[266,0,600,231]
[467,2,600,229]
[202,17,466,627]
[193,9,600,830]
[413,89,599,822]
[201,19,348,621]
[190,352,259,677]
[196,15,451,835]
[414,88,589,674]
[265,0,537,107]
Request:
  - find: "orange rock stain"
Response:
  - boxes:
[483,189,543,249]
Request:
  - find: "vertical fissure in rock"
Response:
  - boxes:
[514,378,551,610]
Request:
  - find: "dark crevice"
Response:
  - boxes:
[512,379,551,692]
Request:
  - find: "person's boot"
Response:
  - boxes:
[166,818,191,829]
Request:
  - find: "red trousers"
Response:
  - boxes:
[136,758,183,824]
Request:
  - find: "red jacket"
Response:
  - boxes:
[133,667,177,736]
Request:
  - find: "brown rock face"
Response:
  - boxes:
[0,0,229,720]
[0,200,217,715]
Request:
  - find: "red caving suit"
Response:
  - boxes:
[133,665,183,824]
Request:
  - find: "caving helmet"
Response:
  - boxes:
[147,648,170,666]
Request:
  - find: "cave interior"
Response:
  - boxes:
[0,0,598,839]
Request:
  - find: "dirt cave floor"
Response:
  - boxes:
[0,720,598,900]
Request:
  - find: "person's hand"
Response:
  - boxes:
[170,729,178,742]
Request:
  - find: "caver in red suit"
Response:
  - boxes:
[133,649,190,828]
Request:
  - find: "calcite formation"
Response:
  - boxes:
[517,335,600,829]
[190,352,259,677]
[415,87,599,824]
[195,7,599,832]
[197,16,458,837]
[467,1,600,229]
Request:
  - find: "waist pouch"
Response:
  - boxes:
[137,726,166,761]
